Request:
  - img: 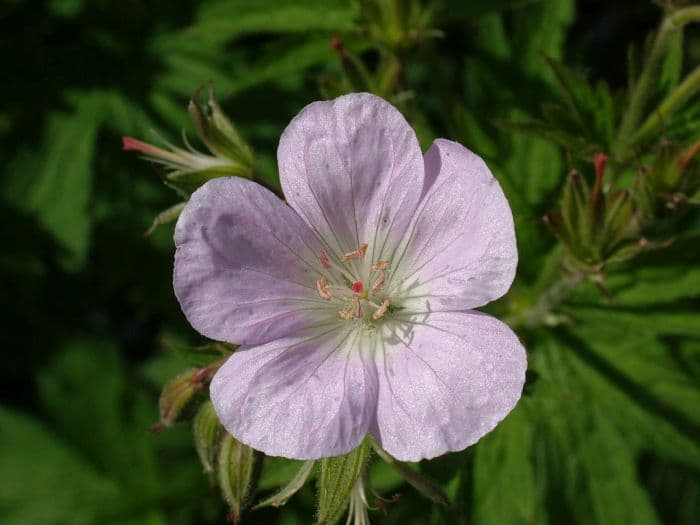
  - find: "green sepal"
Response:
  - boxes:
[217,434,256,523]
[165,164,253,196]
[372,444,452,507]
[145,201,186,237]
[316,438,372,525]
[193,401,224,474]
[188,85,254,170]
[602,190,636,254]
[163,338,235,367]
[253,460,315,510]
[560,171,591,254]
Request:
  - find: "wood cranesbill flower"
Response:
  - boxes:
[173,93,526,461]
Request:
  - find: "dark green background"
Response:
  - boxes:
[1,1,698,524]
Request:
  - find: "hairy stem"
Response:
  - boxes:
[617,6,700,146]
[507,247,585,330]
[628,65,700,148]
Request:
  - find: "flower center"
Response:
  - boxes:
[314,242,394,325]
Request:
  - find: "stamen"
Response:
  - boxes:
[372,299,390,321]
[371,260,390,271]
[370,271,385,293]
[351,281,364,293]
[352,294,363,318]
[341,243,368,262]
[316,276,332,300]
[317,250,332,269]
[338,309,353,320]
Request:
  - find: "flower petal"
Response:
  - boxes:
[372,311,526,461]
[174,177,327,345]
[210,327,378,459]
[391,139,517,311]
[278,92,424,266]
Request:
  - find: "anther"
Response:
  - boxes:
[317,250,332,269]
[338,309,353,320]
[341,243,368,262]
[371,260,390,271]
[352,294,363,318]
[372,299,390,321]
[316,276,332,300]
[370,271,385,293]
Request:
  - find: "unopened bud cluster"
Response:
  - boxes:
[545,141,698,274]
[124,86,255,235]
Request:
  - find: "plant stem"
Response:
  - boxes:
[617,6,700,146]
[520,270,585,330]
[506,247,585,330]
[627,65,700,148]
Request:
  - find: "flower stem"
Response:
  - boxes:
[627,65,700,148]
[519,270,585,329]
[617,6,700,146]
[506,247,585,330]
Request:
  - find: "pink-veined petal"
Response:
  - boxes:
[371,311,526,461]
[278,92,424,267]
[210,327,378,459]
[391,139,517,311]
[174,177,327,345]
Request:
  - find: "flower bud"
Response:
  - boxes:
[316,438,371,525]
[636,139,700,218]
[149,360,225,433]
[546,154,640,271]
[123,86,254,197]
[149,368,201,434]
[217,434,256,524]
[193,401,224,474]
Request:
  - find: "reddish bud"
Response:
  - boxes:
[121,136,168,158]
[594,152,608,180]
[330,36,344,53]
[352,281,364,293]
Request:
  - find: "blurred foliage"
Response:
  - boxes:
[1,0,700,524]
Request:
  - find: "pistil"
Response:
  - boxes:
[352,294,363,318]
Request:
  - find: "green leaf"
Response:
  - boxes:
[440,0,542,22]
[0,406,120,525]
[543,56,596,127]
[472,403,539,525]
[6,92,106,269]
[316,438,371,525]
[253,460,315,510]
[566,305,700,339]
[230,38,339,94]
[187,0,357,45]
[528,337,666,524]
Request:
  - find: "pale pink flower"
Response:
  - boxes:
[174,93,526,461]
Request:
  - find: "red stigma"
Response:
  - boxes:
[351,281,364,293]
